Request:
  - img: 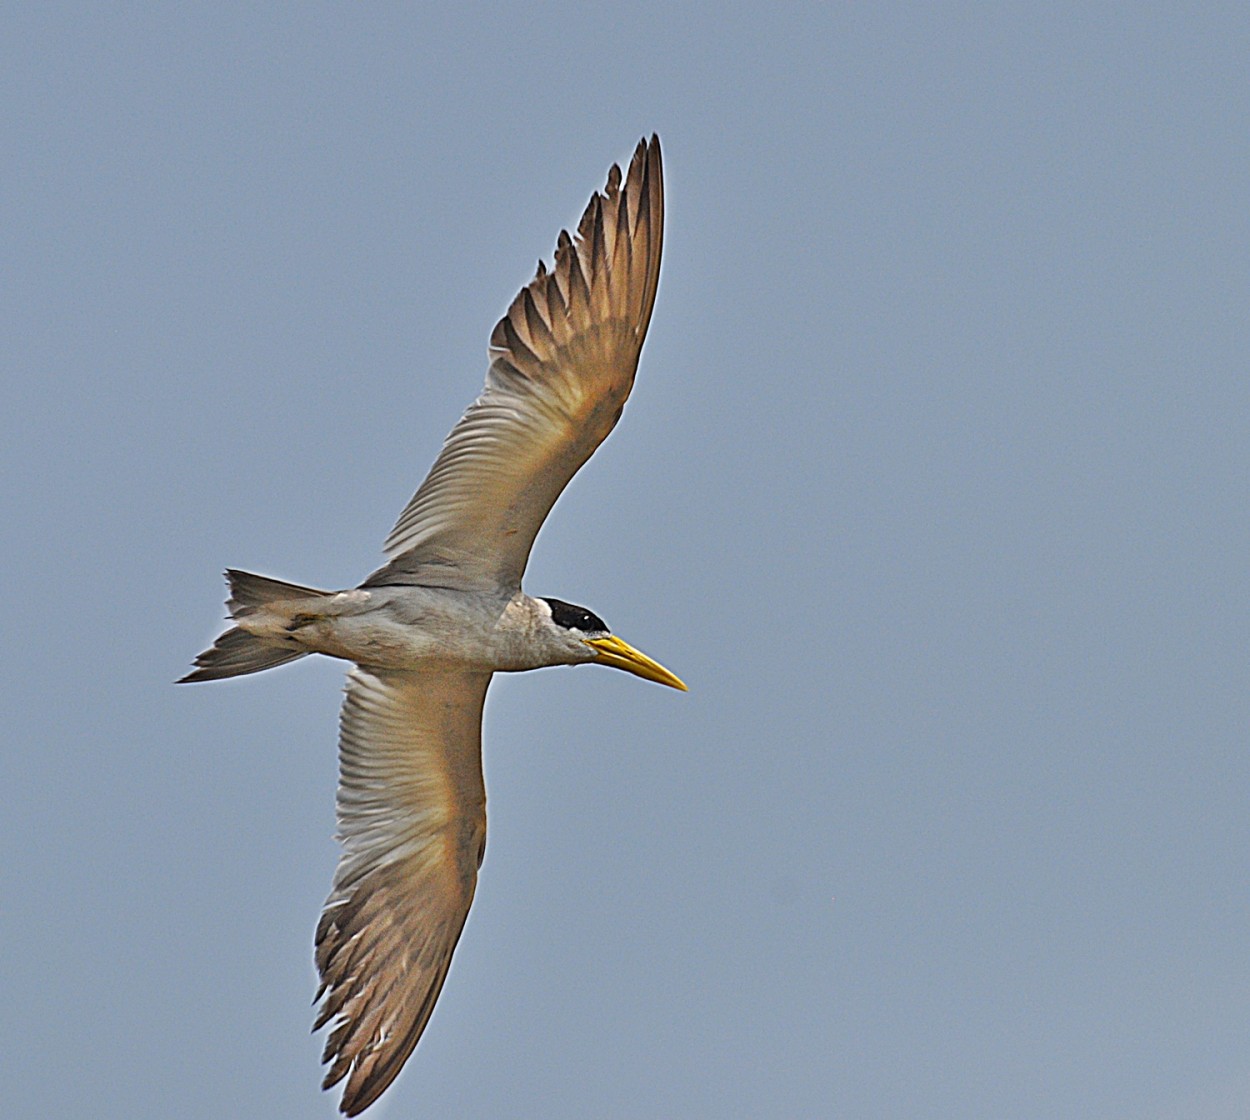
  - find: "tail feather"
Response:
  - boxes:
[225,568,329,611]
[179,626,307,683]
[180,569,332,684]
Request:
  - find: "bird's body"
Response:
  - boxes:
[232,583,555,672]
[181,136,681,1116]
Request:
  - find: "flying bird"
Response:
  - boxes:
[180,136,682,1115]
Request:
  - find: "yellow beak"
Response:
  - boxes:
[585,635,688,691]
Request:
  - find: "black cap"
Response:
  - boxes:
[541,598,608,634]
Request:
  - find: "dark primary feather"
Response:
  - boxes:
[315,667,490,1116]
[365,135,664,593]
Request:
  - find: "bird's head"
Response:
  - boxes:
[536,597,687,690]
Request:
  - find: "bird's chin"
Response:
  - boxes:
[583,635,687,691]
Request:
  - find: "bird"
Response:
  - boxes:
[180,136,683,1115]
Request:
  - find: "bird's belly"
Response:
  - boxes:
[286,594,520,673]
[297,616,481,670]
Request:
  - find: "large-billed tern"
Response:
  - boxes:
[181,137,683,1115]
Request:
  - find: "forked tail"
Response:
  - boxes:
[179,569,331,683]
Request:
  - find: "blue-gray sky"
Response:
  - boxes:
[6,5,1249,1118]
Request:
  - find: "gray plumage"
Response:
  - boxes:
[181,136,681,1116]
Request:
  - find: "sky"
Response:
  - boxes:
[5,5,1249,1118]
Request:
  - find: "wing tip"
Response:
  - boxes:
[487,135,665,378]
[382,137,666,572]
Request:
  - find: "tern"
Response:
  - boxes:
[181,136,683,1115]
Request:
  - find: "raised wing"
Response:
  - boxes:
[366,135,664,593]
[314,666,491,1116]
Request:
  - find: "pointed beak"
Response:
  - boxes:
[585,635,688,691]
